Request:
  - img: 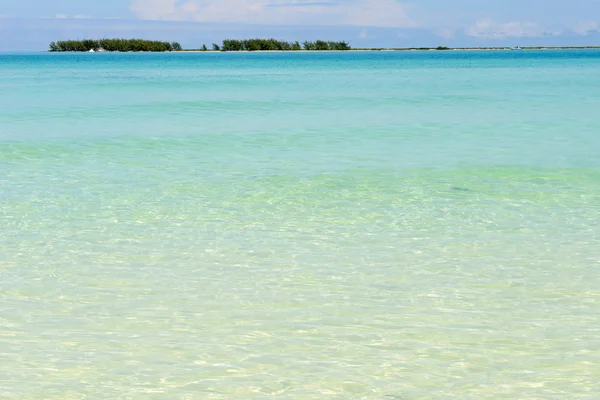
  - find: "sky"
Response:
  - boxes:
[0,0,599,50]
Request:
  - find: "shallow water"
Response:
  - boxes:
[1,51,599,399]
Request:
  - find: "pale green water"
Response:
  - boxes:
[1,51,600,399]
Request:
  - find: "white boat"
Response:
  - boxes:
[89,49,95,52]
[511,46,523,50]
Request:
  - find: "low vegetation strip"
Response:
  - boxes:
[49,39,182,52]
[49,39,600,53]
[48,38,351,52]
[221,39,351,51]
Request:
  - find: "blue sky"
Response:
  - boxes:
[1,0,599,50]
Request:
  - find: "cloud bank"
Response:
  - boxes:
[53,14,91,19]
[571,21,599,36]
[129,0,416,28]
[465,18,560,39]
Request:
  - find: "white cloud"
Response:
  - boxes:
[358,28,368,39]
[465,18,559,39]
[572,21,599,35]
[129,0,416,28]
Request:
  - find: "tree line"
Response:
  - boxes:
[48,38,352,52]
[220,39,351,51]
[49,39,182,52]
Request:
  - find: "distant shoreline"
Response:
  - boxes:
[159,46,600,53]
[43,46,600,53]
[46,38,600,53]
[175,46,600,52]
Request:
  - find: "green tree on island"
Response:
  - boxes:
[49,39,182,52]
[48,38,352,52]
[220,38,351,51]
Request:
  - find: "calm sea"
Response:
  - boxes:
[1,51,599,399]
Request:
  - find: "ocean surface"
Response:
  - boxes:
[1,50,599,399]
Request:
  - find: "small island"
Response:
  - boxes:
[49,39,182,52]
[48,39,600,53]
[48,38,352,52]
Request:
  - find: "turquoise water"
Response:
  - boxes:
[1,51,599,399]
